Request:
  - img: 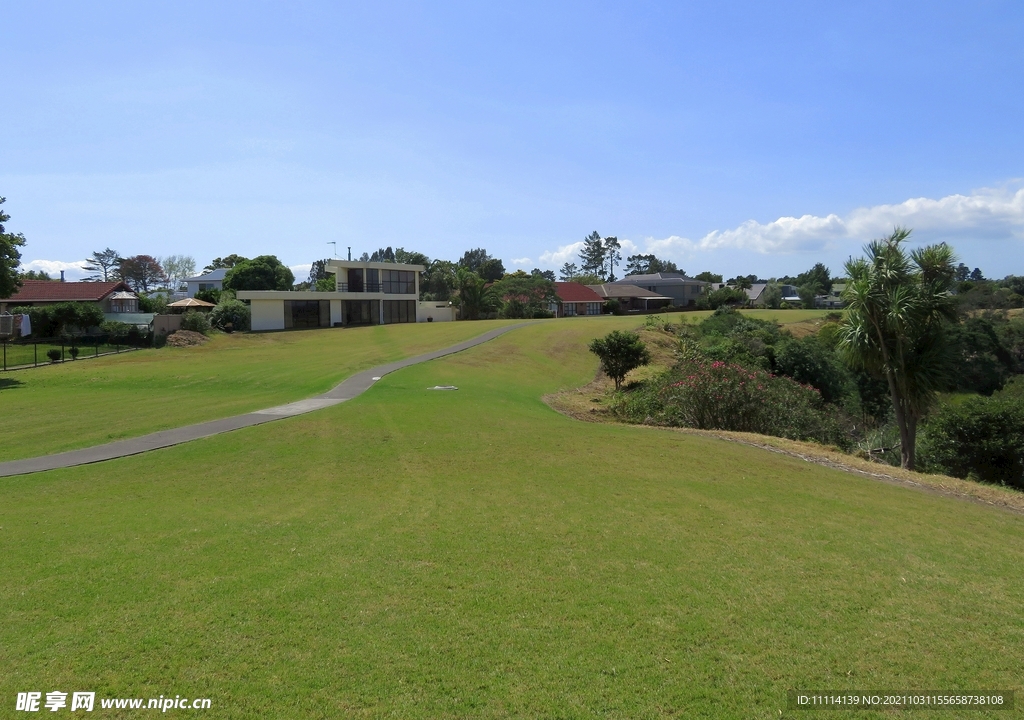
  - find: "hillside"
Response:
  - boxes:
[3,317,1023,718]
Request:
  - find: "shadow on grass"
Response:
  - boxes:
[0,377,24,390]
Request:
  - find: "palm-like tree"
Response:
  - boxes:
[838,227,957,470]
[455,267,498,320]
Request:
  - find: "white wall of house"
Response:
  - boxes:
[250,299,286,331]
[417,302,456,322]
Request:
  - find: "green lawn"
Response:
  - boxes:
[2,317,1022,718]
[0,320,532,462]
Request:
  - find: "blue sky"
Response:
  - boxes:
[4,1,1023,282]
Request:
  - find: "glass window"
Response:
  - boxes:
[383,270,415,294]
[383,299,416,324]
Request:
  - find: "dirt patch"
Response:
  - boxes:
[165,330,210,348]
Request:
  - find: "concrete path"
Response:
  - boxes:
[0,323,528,478]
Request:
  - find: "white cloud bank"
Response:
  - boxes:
[647,185,1024,258]
[511,257,532,266]
[19,259,90,280]
[536,185,1024,269]
[538,238,640,267]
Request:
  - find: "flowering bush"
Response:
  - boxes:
[615,357,851,448]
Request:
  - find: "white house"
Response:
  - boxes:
[236,259,456,331]
[184,268,229,297]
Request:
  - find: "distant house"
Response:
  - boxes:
[551,282,604,317]
[817,284,846,309]
[236,259,455,331]
[184,268,228,297]
[3,280,139,313]
[608,273,708,307]
[588,283,673,312]
[742,283,800,306]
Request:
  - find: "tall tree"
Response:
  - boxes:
[458,248,493,273]
[160,255,197,290]
[604,236,622,282]
[84,248,122,282]
[624,254,654,276]
[794,262,833,294]
[648,257,679,274]
[761,283,783,309]
[624,253,679,276]
[478,258,505,282]
[203,254,248,272]
[492,271,557,319]
[421,260,458,301]
[838,227,958,470]
[19,269,53,280]
[694,271,723,283]
[0,197,26,298]
[531,268,556,282]
[369,247,396,262]
[559,262,579,281]
[579,231,606,279]
[395,248,430,266]
[117,255,167,293]
[223,255,295,292]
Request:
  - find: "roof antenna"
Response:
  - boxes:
[327,241,337,258]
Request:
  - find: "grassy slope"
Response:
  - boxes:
[0,320,526,462]
[3,316,1023,718]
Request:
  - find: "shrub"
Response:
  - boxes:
[919,397,1024,488]
[195,288,222,305]
[614,358,850,449]
[180,310,211,335]
[210,299,251,332]
[99,320,131,340]
[696,286,747,310]
[46,349,61,363]
[69,346,80,360]
[773,335,854,405]
[589,330,651,390]
[603,298,622,315]
[138,294,168,314]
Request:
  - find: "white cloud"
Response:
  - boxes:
[539,241,585,266]
[19,258,90,280]
[290,263,312,279]
[511,257,532,266]
[641,184,1024,258]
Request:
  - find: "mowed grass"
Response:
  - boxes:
[0,320,533,462]
[2,318,1023,718]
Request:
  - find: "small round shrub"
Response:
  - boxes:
[210,299,251,332]
[69,347,80,360]
[180,310,212,335]
[47,349,62,363]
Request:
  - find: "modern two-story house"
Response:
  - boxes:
[237,259,454,331]
[607,273,709,307]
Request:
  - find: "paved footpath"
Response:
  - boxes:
[0,323,529,478]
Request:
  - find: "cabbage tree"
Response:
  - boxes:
[838,227,957,470]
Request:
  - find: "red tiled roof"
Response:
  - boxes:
[554,282,604,303]
[7,280,132,303]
